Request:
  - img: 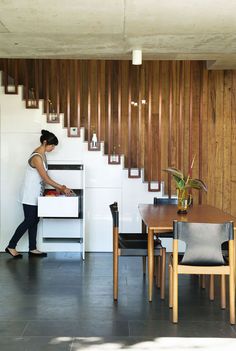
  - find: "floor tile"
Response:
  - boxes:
[23,320,129,337]
[0,337,72,351]
[0,321,28,337]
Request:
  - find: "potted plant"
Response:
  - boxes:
[163,156,207,214]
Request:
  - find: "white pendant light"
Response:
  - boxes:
[132,49,142,65]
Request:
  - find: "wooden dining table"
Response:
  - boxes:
[138,203,236,302]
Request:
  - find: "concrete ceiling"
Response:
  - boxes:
[0,0,236,69]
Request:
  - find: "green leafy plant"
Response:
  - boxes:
[163,156,207,192]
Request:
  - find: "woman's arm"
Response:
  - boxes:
[31,155,72,194]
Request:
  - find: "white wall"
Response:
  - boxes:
[0,79,173,253]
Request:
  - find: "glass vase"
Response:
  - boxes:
[177,189,189,214]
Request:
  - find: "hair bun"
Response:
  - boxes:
[41,129,49,135]
[40,130,59,146]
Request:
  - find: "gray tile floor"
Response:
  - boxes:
[0,252,236,350]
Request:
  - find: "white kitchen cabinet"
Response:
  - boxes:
[38,163,85,259]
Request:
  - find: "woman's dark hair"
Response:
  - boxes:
[40,130,58,145]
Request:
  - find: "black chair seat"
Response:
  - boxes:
[170,253,184,264]
[119,233,148,241]
[158,231,174,238]
[171,253,229,266]
[119,233,162,256]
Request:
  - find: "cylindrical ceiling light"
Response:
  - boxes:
[132,49,142,65]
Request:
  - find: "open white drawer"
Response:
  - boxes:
[38,196,80,218]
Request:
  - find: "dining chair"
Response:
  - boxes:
[154,197,209,299]
[110,202,166,301]
[169,220,235,324]
[153,197,178,239]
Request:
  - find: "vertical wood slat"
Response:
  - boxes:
[56,60,60,120]
[66,60,71,136]
[210,70,217,205]
[128,63,141,178]
[198,63,203,204]
[3,59,8,91]
[38,59,43,100]
[24,60,29,108]
[88,61,101,151]
[136,65,141,170]
[178,61,183,170]
[77,60,81,135]
[147,62,152,188]
[223,71,232,213]
[157,61,162,188]
[95,61,101,149]
[188,61,193,175]
[207,71,216,206]
[4,59,18,94]
[25,59,39,109]
[108,61,121,164]
[99,61,106,144]
[45,61,50,120]
[97,60,101,142]
[167,61,173,197]
[201,65,209,205]
[87,60,91,145]
[139,64,145,171]
[33,59,39,108]
[128,63,132,171]
[68,60,80,136]
[46,60,60,123]
[35,60,39,106]
[87,61,100,149]
[59,60,68,124]
[138,65,142,169]
[147,62,155,189]
[107,61,112,157]
[52,60,60,123]
[148,61,161,191]
[127,63,132,172]
[117,61,121,162]
[215,71,224,209]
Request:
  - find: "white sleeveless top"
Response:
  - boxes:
[20,153,48,206]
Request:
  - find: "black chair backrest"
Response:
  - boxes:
[173,221,234,266]
[109,202,119,227]
[153,197,178,206]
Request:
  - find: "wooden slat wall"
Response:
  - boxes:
[231,71,236,216]
[1,58,236,215]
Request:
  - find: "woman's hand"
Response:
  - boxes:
[64,187,74,196]
[60,185,74,196]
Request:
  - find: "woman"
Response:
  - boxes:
[5,129,72,258]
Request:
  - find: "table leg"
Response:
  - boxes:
[148,228,154,302]
[234,229,236,289]
[142,220,147,233]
